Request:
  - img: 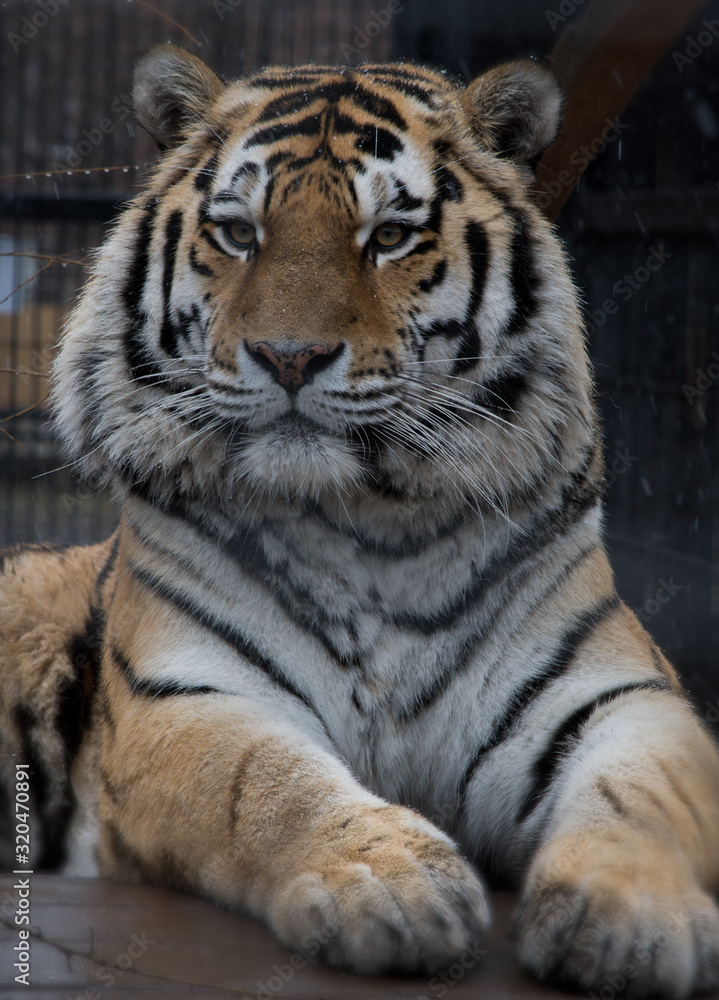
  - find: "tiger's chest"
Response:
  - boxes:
[119,496,595,830]
[243,512,502,687]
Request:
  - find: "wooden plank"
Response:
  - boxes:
[0,876,606,998]
[533,0,709,220]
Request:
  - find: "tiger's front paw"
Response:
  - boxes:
[268,803,489,975]
[516,831,719,998]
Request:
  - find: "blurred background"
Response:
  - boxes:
[0,0,718,718]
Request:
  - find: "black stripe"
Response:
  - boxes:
[391,486,601,638]
[189,244,214,277]
[452,221,488,375]
[61,536,117,764]
[370,76,436,105]
[266,147,364,178]
[362,65,440,85]
[265,150,292,172]
[199,226,235,257]
[389,182,423,212]
[127,512,357,674]
[248,72,340,90]
[193,151,218,193]
[452,326,481,374]
[111,646,221,699]
[362,64,440,84]
[231,531,360,670]
[123,202,163,382]
[397,543,602,723]
[477,371,528,417]
[99,685,117,737]
[246,66,346,90]
[354,124,403,160]
[0,541,67,575]
[457,595,622,810]
[517,679,674,822]
[0,779,10,862]
[345,173,359,207]
[159,210,184,358]
[596,776,628,818]
[435,166,463,203]
[208,126,229,149]
[118,205,195,397]
[249,114,323,147]
[230,161,260,186]
[465,220,489,315]
[95,534,120,597]
[401,238,437,259]
[129,564,329,731]
[263,174,277,214]
[176,305,205,347]
[650,643,672,680]
[423,318,466,341]
[418,258,447,293]
[253,80,407,133]
[338,80,409,131]
[59,608,102,764]
[12,705,72,869]
[100,766,121,806]
[423,194,443,235]
[504,210,540,336]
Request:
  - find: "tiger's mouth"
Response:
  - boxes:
[237,411,364,499]
[271,412,326,438]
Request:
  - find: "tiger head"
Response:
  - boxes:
[53,45,599,532]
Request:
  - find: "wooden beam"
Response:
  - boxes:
[533,0,709,220]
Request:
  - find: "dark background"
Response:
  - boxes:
[1,0,718,720]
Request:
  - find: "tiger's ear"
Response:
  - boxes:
[460,60,562,166]
[132,44,224,151]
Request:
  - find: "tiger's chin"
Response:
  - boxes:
[237,418,364,501]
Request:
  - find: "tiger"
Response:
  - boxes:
[2,42,719,997]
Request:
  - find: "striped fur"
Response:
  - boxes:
[2,45,719,994]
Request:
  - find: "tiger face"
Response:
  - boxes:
[54,47,596,527]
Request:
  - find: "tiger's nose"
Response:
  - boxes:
[246,341,344,390]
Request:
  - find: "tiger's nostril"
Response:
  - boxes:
[246,341,345,390]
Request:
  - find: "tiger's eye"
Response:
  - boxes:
[372,223,408,249]
[224,221,256,247]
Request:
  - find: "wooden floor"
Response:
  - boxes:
[0,875,709,998]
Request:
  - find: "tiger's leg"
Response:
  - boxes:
[0,539,115,872]
[98,641,489,973]
[516,686,719,997]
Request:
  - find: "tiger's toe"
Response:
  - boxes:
[269,805,490,975]
[517,864,719,998]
